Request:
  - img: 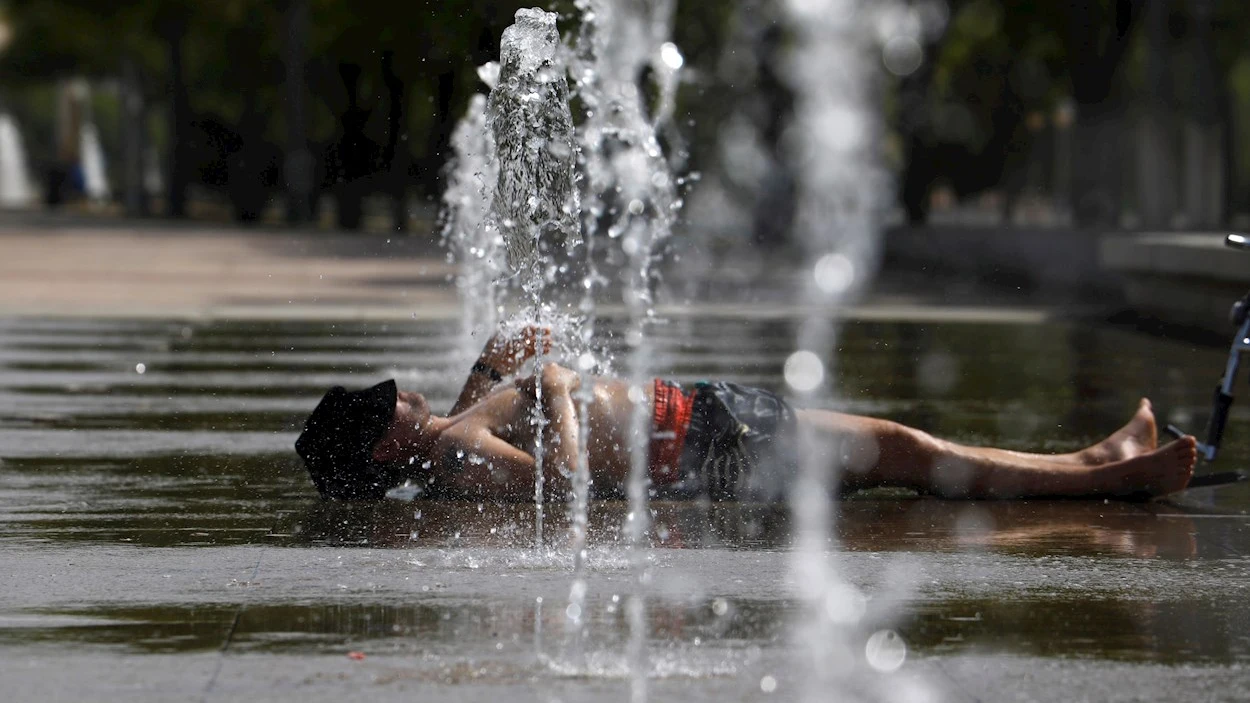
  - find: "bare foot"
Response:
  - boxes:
[1076,398,1158,465]
[1093,435,1196,499]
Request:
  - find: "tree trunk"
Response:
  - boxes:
[164,21,190,219]
[1181,119,1223,228]
[1064,0,1141,227]
[284,0,314,224]
[1071,103,1125,226]
[1181,0,1224,228]
[1136,0,1173,229]
[382,51,408,232]
[121,58,148,217]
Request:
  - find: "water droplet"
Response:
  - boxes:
[865,629,907,672]
[659,42,684,70]
[883,36,923,77]
[712,598,730,616]
[760,675,777,693]
[627,199,644,215]
[784,351,824,392]
[578,352,596,371]
[134,363,146,374]
[814,252,856,294]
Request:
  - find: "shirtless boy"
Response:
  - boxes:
[295,326,1197,502]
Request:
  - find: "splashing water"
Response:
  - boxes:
[442,81,502,359]
[442,1,941,699]
[780,0,935,700]
[567,2,683,700]
[445,9,583,550]
[487,8,582,296]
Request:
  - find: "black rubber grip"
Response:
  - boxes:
[1204,387,1235,456]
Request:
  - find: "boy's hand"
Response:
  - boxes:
[482,325,552,376]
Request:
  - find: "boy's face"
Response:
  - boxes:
[371,389,431,462]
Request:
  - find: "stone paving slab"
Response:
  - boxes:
[0,652,962,703]
[0,218,1084,324]
[0,222,458,317]
[5,540,1249,702]
[937,655,1250,703]
[7,650,1245,703]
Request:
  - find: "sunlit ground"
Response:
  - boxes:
[3,315,1250,701]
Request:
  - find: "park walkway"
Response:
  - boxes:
[0,215,460,319]
[0,214,1077,326]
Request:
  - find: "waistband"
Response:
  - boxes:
[649,379,694,484]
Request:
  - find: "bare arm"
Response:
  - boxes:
[437,366,578,500]
[457,362,582,500]
[438,427,540,499]
[450,326,551,415]
[535,362,582,494]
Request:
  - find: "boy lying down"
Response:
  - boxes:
[296,326,1195,502]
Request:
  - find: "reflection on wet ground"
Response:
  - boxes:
[3,316,1250,699]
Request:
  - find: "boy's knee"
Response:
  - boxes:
[882,421,941,462]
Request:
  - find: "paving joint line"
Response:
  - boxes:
[201,550,265,701]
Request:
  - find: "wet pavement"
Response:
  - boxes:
[3,315,1250,701]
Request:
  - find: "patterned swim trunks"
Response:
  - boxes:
[650,380,799,502]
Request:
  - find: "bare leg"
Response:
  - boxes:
[951,398,1157,467]
[796,407,1194,499]
[1071,398,1158,465]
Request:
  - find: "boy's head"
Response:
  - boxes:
[295,379,403,500]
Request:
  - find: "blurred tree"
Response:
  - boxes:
[3,0,166,209]
[896,0,1066,224]
[1062,0,1142,226]
[2,0,530,226]
[2,0,280,218]
[1212,0,1250,219]
[308,0,525,223]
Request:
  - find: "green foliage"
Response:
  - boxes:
[5,0,1250,215]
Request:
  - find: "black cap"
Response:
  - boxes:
[295,379,401,500]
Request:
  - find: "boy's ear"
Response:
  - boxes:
[371,439,396,462]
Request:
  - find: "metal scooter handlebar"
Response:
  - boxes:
[1166,234,1250,462]
[1188,298,1250,462]
[1201,387,1234,462]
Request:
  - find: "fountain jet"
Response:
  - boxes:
[487,8,581,290]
